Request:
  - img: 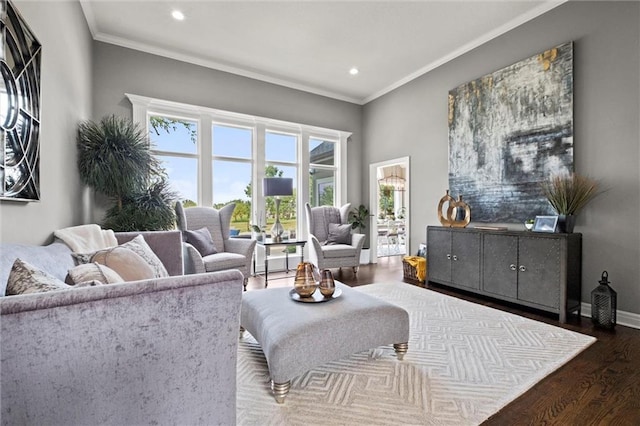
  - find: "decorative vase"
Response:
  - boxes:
[293,262,319,297]
[319,269,335,297]
[557,214,575,233]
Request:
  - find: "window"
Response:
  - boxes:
[128,93,351,242]
[264,132,298,233]
[212,125,253,233]
[148,115,198,204]
[309,138,337,207]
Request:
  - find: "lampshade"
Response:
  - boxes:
[263,178,293,196]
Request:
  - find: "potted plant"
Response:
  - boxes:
[540,173,601,233]
[77,115,177,231]
[348,204,373,263]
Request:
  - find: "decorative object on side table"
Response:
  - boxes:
[437,190,470,228]
[263,177,293,242]
[591,271,617,329]
[540,173,601,233]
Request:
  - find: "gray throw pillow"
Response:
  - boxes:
[6,258,71,295]
[183,227,218,256]
[325,223,352,245]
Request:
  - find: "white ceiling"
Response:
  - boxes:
[80,0,565,105]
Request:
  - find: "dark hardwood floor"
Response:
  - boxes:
[246,256,640,424]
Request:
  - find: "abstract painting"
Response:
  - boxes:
[1,0,42,201]
[448,42,573,223]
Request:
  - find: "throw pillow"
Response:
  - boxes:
[90,246,156,282]
[120,235,169,278]
[325,223,352,245]
[72,234,169,279]
[183,227,218,256]
[65,262,125,286]
[6,258,71,295]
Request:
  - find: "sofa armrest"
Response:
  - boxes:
[183,242,206,275]
[224,237,256,259]
[0,270,244,425]
[115,231,183,276]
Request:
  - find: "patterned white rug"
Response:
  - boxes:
[237,282,595,425]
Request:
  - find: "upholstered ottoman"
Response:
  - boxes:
[240,282,410,403]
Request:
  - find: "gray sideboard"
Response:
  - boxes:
[427,226,582,323]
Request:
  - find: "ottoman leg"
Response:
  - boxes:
[271,380,291,404]
[393,342,408,360]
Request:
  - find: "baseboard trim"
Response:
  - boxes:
[580,302,640,330]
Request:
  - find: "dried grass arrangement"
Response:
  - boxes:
[540,173,601,216]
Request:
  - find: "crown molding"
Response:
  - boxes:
[80,0,567,106]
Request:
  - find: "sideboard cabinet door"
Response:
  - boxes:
[483,234,518,299]
[427,227,452,283]
[517,236,561,309]
[451,231,480,290]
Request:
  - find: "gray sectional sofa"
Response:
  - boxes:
[1,231,243,425]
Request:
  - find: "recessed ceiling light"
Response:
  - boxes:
[349,67,359,76]
[171,10,185,21]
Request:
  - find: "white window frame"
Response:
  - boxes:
[127,93,351,239]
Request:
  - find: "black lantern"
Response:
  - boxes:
[591,271,617,329]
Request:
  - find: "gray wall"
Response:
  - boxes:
[363,1,640,313]
[0,1,93,245]
[91,42,363,222]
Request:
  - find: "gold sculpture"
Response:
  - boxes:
[437,190,471,228]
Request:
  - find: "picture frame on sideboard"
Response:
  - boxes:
[533,215,559,233]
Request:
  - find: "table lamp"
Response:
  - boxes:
[263,177,293,242]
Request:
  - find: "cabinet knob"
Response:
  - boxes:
[452,255,458,261]
[519,265,526,272]
[446,254,451,260]
[510,264,517,271]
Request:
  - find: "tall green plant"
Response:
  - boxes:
[540,173,601,216]
[77,115,177,231]
[348,204,372,233]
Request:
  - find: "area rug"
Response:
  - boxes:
[237,282,595,425]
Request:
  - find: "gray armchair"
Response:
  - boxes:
[175,202,256,289]
[305,203,365,273]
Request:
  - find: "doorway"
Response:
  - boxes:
[369,157,410,262]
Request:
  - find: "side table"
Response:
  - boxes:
[253,238,307,287]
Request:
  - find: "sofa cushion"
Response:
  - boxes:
[321,244,357,259]
[6,259,71,295]
[325,223,352,245]
[202,252,246,272]
[65,263,125,286]
[90,247,156,282]
[183,227,218,256]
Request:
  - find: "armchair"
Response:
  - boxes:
[175,202,256,290]
[304,203,365,273]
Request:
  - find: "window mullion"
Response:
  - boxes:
[254,123,266,228]
[200,116,213,207]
